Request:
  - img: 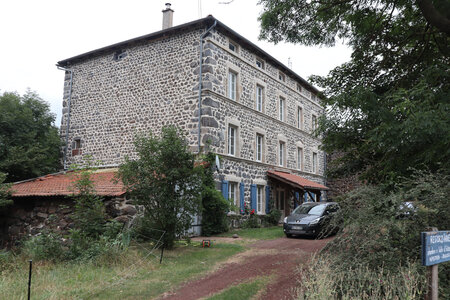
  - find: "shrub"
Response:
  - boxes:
[242,212,260,229]
[22,231,64,261]
[263,209,281,226]
[202,186,229,236]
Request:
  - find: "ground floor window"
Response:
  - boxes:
[257,185,264,214]
[228,182,238,206]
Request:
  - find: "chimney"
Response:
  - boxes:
[162,3,174,30]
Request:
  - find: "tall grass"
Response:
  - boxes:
[296,254,426,300]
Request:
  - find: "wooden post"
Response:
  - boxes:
[425,227,439,300]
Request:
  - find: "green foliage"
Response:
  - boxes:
[201,186,229,236]
[242,214,260,229]
[70,157,106,238]
[259,0,450,185]
[118,126,203,249]
[0,91,61,182]
[323,169,449,297]
[22,231,64,261]
[263,209,281,226]
[0,172,12,209]
[200,152,229,236]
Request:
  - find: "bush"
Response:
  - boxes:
[263,209,281,226]
[22,231,64,261]
[202,186,229,236]
[242,214,260,229]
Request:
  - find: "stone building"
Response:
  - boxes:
[56,5,328,220]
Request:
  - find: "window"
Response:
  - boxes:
[229,41,238,52]
[72,138,82,156]
[228,182,238,206]
[256,134,263,162]
[312,115,318,132]
[279,141,285,166]
[279,97,285,121]
[228,125,237,156]
[113,50,127,61]
[296,84,302,92]
[256,85,263,112]
[278,72,285,82]
[297,147,303,170]
[297,106,303,129]
[228,71,237,101]
[256,58,264,69]
[257,186,264,214]
[312,152,318,174]
[311,94,317,101]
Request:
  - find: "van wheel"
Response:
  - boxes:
[285,233,292,238]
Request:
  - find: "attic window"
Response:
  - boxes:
[278,72,285,82]
[296,84,302,92]
[256,58,265,69]
[311,94,317,101]
[113,50,127,61]
[228,41,238,53]
[72,138,82,156]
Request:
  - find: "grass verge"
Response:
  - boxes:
[0,241,244,300]
[218,226,284,240]
[206,276,269,300]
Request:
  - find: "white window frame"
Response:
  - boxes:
[228,40,238,53]
[257,185,264,214]
[256,85,263,112]
[297,147,303,171]
[228,70,237,101]
[228,182,238,206]
[228,125,237,156]
[279,97,285,121]
[279,141,285,167]
[297,106,303,129]
[256,134,263,162]
[256,58,264,69]
[312,152,318,174]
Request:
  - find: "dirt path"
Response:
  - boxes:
[160,236,332,300]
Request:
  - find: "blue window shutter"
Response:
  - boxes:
[304,192,308,202]
[265,185,270,214]
[294,192,299,208]
[250,184,257,211]
[239,182,245,214]
[318,192,322,202]
[222,180,229,200]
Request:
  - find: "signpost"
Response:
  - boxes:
[421,229,450,300]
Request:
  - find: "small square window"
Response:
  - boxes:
[256,58,264,69]
[72,139,82,156]
[311,94,317,101]
[229,41,238,52]
[279,72,285,82]
[113,50,127,61]
[296,84,302,92]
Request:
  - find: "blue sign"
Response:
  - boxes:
[421,231,450,266]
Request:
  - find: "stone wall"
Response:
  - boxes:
[0,196,137,248]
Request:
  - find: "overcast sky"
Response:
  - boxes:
[0,0,351,126]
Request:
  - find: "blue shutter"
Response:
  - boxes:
[250,184,257,211]
[239,182,245,214]
[294,192,299,208]
[319,192,322,202]
[222,180,229,200]
[304,192,308,202]
[265,185,271,214]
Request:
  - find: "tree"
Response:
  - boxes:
[259,0,450,185]
[118,126,203,249]
[0,172,12,209]
[0,91,61,182]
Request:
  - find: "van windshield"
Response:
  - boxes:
[293,204,326,216]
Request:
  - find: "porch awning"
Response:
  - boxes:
[267,170,329,191]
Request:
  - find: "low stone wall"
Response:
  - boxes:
[0,196,137,248]
[227,213,273,229]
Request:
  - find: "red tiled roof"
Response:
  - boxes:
[267,170,329,191]
[11,169,125,197]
